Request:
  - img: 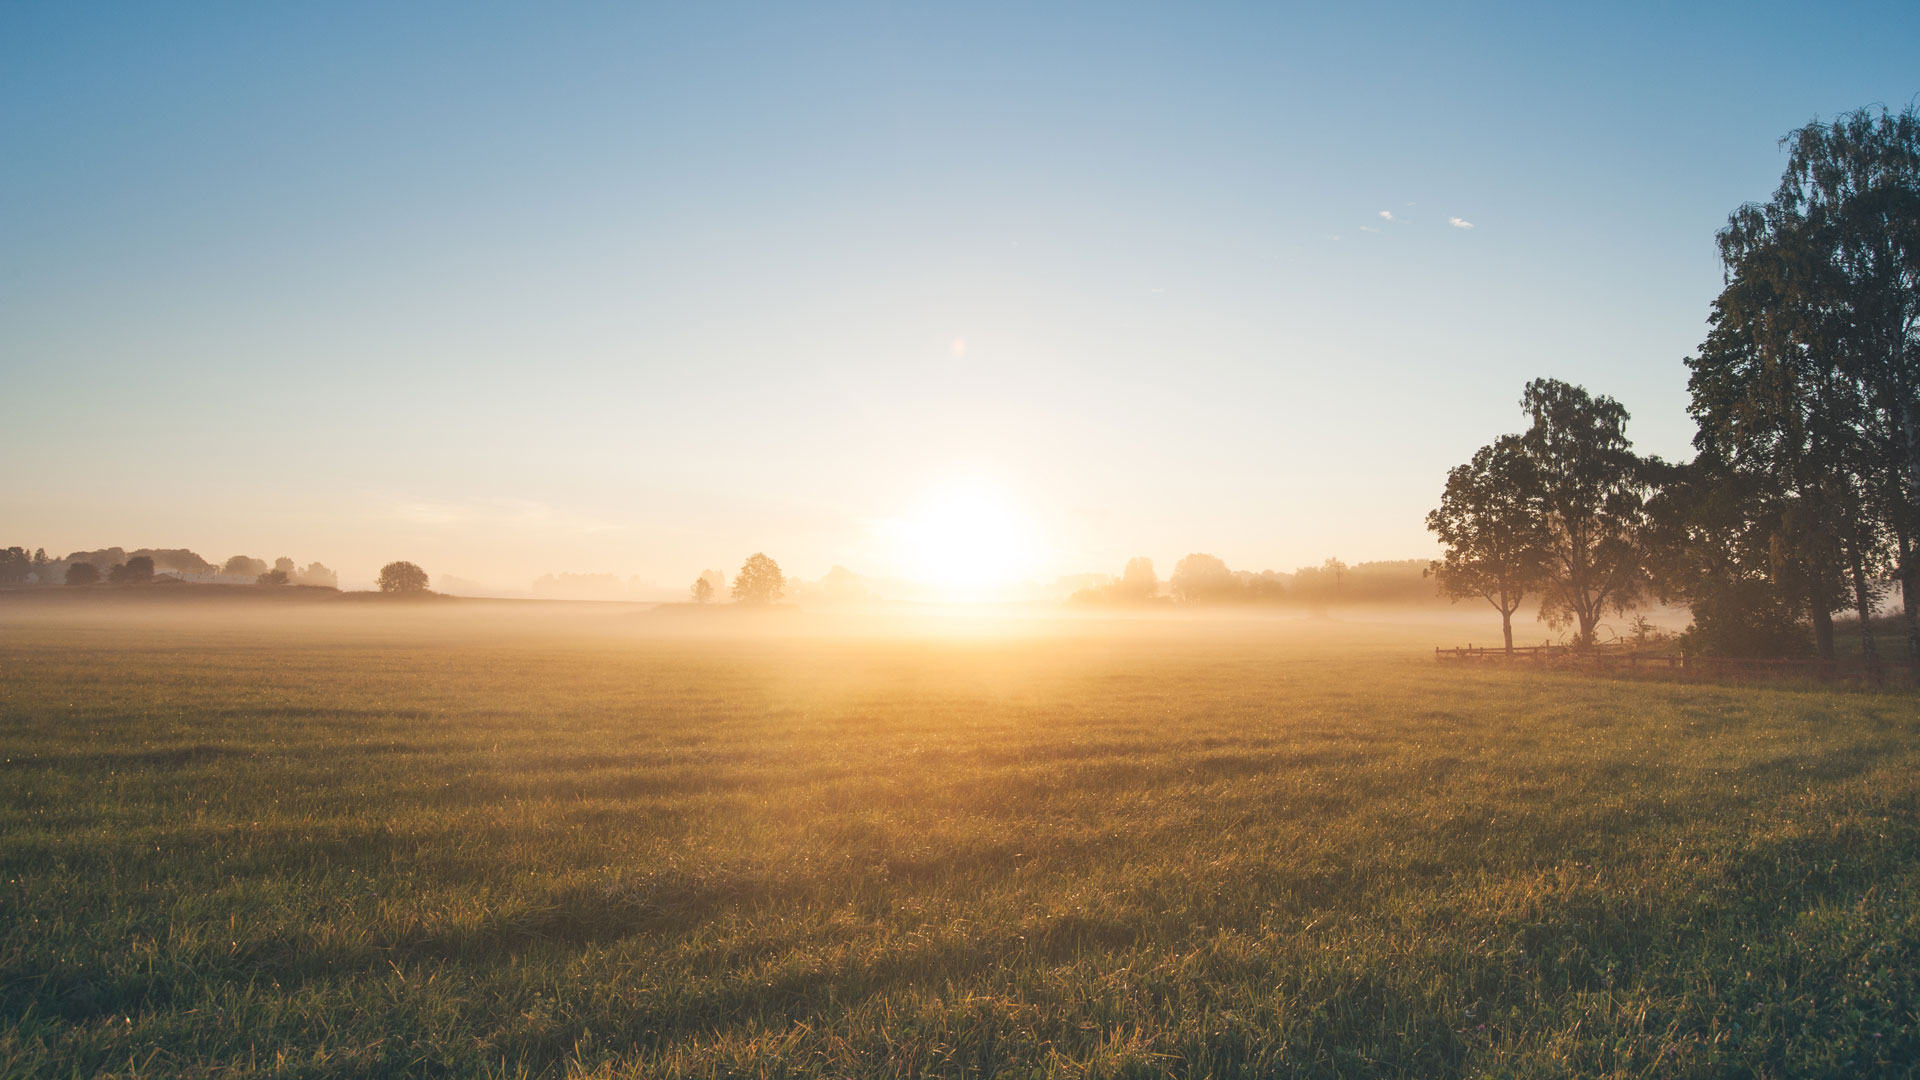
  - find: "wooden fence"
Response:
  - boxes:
[1435,644,1913,686]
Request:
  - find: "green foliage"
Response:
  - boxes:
[376,561,430,594]
[1643,453,1820,659]
[1676,578,1814,658]
[3,611,1919,1077]
[730,552,785,605]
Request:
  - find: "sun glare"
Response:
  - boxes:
[892,483,1038,599]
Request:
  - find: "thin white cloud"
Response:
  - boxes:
[1378,210,1394,221]
[1449,217,1475,229]
[1359,226,1380,233]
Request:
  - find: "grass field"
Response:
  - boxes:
[3,597,1919,1078]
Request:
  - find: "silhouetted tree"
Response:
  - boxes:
[0,546,30,584]
[1518,379,1651,645]
[1427,435,1552,653]
[1687,105,1919,667]
[65,562,99,586]
[731,553,785,605]
[223,555,268,579]
[1170,553,1236,603]
[69,548,127,572]
[108,556,155,584]
[1643,454,1813,657]
[257,569,290,585]
[377,561,430,594]
[691,576,715,603]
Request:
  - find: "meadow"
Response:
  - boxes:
[3,597,1918,1078]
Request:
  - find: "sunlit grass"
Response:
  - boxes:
[2,603,1917,1077]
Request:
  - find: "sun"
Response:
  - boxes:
[891,483,1039,599]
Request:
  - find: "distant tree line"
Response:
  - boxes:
[1430,106,1919,663]
[0,545,340,590]
[1069,554,1446,610]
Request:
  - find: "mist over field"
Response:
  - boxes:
[4,598,1919,1077]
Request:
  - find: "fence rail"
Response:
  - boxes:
[1435,644,1913,686]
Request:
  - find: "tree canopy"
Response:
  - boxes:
[731,554,785,605]
[376,561,430,594]
[1686,104,1920,662]
[108,556,155,585]
[1519,379,1651,645]
[1169,553,1235,603]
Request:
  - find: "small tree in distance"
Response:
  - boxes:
[691,576,714,603]
[0,547,32,583]
[1170,553,1235,603]
[223,555,268,579]
[108,555,155,585]
[258,569,290,586]
[377,561,430,594]
[1427,435,1552,653]
[65,562,100,586]
[731,553,785,605]
[1114,557,1158,601]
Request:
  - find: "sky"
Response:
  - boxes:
[3,2,1917,594]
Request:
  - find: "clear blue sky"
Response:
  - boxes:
[4,2,1916,592]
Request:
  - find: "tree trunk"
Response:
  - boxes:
[1903,396,1920,522]
[1812,602,1836,660]
[1901,532,1920,671]
[1850,546,1880,678]
[1502,607,1515,654]
[1903,565,1920,678]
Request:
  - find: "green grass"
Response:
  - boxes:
[3,601,1919,1077]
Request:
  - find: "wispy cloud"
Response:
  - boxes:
[1358,225,1380,233]
[1378,210,1395,221]
[1449,217,1475,229]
